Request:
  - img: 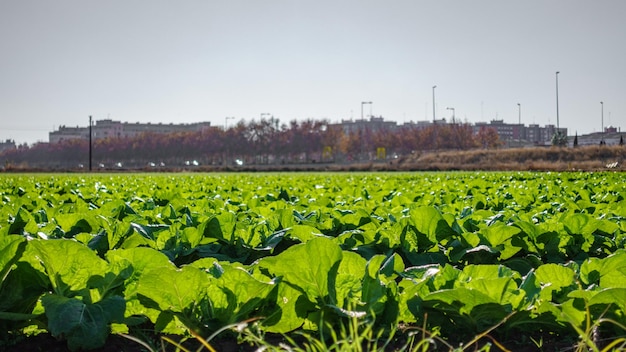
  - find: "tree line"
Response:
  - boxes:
[1,118,502,169]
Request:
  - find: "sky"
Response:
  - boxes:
[1,0,625,145]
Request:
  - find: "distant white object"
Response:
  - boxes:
[606,162,618,169]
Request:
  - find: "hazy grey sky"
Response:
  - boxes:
[1,1,625,144]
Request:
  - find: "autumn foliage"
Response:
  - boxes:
[1,118,502,169]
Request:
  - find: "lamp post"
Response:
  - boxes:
[361,101,372,120]
[517,103,521,125]
[432,85,437,122]
[224,116,234,131]
[601,101,604,143]
[446,107,455,123]
[88,115,92,172]
[432,86,438,150]
[555,71,560,130]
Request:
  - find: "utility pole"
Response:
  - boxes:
[89,116,93,171]
[432,86,437,122]
[225,116,234,131]
[446,107,455,123]
[601,101,604,144]
[555,71,560,129]
[361,101,372,120]
[432,85,437,150]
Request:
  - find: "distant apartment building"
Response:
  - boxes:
[574,126,623,146]
[473,120,567,145]
[331,116,567,145]
[49,119,212,143]
[474,120,525,140]
[524,124,567,144]
[0,139,16,152]
[49,126,90,143]
[333,116,397,134]
[399,118,447,130]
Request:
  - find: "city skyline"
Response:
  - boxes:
[1,1,625,145]
[47,115,571,147]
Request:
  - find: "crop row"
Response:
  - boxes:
[1,172,625,350]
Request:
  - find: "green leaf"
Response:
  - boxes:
[8,207,38,235]
[479,223,521,247]
[408,206,456,243]
[106,247,172,297]
[558,298,587,330]
[588,287,626,313]
[258,236,342,305]
[334,251,367,306]
[262,278,311,333]
[198,213,236,242]
[423,287,495,315]
[458,265,525,309]
[580,257,603,286]
[210,264,277,325]
[561,213,598,236]
[28,239,108,297]
[0,235,26,283]
[129,222,169,241]
[512,220,542,250]
[137,264,208,314]
[42,294,125,351]
[288,224,325,243]
[597,250,626,289]
[534,263,576,302]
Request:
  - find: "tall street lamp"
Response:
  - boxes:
[517,103,521,125]
[446,107,455,123]
[555,71,560,130]
[432,86,438,150]
[601,101,604,143]
[224,116,234,130]
[432,85,437,122]
[361,101,372,120]
[89,115,93,172]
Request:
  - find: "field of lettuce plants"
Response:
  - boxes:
[1,172,625,351]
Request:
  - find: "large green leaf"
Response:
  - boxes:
[28,239,109,297]
[42,294,125,351]
[288,224,324,243]
[207,264,277,325]
[408,206,456,243]
[588,287,626,313]
[534,263,576,302]
[334,251,367,308]
[423,287,495,315]
[258,236,342,305]
[7,207,39,235]
[479,223,521,248]
[136,264,208,314]
[198,213,237,242]
[0,235,26,283]
[596,250,626,289]
[262,277,314,333]
[105,247,173,307]
[561,213,598,236]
